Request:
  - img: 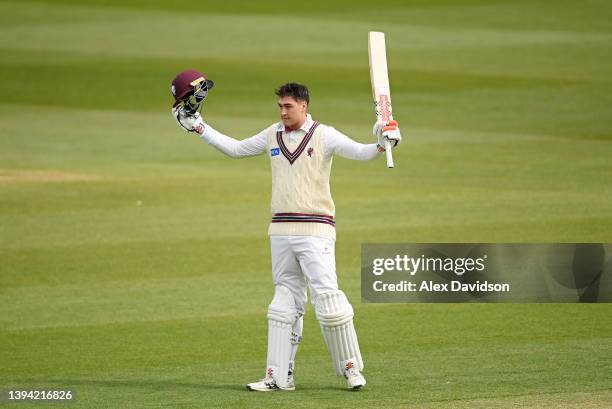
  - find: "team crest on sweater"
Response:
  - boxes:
[307,147,314,157]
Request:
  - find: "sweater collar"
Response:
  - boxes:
[278,114,313,133]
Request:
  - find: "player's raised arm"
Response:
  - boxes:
[199,124,268,159]
[322,124,401,161]
[169,69,266,158]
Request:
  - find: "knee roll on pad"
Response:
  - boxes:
[314,290,354,326]
[314,291,364,376]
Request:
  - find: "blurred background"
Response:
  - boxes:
[1,1,611,408]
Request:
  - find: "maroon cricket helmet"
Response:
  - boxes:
[171,69,214,107]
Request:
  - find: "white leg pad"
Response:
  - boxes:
[314,291,364,376]
[266,285,298,388]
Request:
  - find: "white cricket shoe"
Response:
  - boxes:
[343,359,366,390]
[246,369,295,392]
[246,377,295,391]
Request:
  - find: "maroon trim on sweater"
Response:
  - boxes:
[271,212,335,227]
[276,121,320,165]
[274,212,334,219]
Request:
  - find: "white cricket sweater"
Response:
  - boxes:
[200,114,381,240]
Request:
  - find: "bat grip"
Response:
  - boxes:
[384,140,394,168]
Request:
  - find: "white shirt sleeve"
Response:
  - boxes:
[321,126,380,160]
[200,123,268,158]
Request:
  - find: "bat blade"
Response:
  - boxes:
[368,31,394,168]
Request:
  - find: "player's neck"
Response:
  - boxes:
[287,115,307,131]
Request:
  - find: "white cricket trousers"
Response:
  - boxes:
[270,235,338,311]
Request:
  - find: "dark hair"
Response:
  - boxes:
[275,83,309,104]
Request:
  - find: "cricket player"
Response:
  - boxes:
[170,70,401,391]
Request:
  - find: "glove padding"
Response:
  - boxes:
[171,106,205,134]
[373,120,401,150]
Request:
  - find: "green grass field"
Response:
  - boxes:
[1,0,612,408]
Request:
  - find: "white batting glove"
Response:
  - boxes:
[373,120,401,150]
[171,106,205,134]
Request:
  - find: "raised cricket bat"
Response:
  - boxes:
[368,31,395,168]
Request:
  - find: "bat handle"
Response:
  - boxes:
[384,140,394,168]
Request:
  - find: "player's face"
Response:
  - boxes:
[278,96,307,130]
